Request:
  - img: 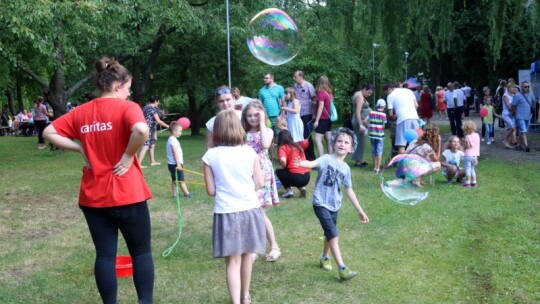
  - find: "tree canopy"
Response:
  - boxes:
[1,0,539,133]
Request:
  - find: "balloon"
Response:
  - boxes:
[27,113,33,118]
[380,154,434,206]
[177,117,190,129]
[28,117,34,124]
[404,129,418,143]
[246,8,302,66]
[415,128,424,138]
[479,108,488,118]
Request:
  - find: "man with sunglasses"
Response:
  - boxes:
[258,73,285,133]
[511,81,533,152]
[293,70,316,160]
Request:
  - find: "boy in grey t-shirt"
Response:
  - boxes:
[295,127,369,281]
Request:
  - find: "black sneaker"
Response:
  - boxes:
[515,146,524,151]
[525,146,531,152]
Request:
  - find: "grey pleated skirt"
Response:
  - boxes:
[213,207,266,258]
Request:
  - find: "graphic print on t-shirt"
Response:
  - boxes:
[322,165,345,188]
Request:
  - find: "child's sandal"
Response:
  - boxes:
[266,247,281,262]
[241,296,252,304]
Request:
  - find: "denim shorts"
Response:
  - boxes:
[515,119,530,133]
[370,138,384,156]
[313,205,339,240]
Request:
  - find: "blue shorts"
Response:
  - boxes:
[395,119,419,146]
[168,164,185,181]
[370,138,384,156]
[313,205,339,240]
[515,119,530,133]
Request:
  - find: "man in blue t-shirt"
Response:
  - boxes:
[258,73,284,132]
[511,81,534,152]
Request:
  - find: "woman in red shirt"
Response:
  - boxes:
[43,57,154,304]
[275,130,311,198]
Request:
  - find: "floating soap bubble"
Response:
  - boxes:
[246,8,301,66]
[380,154,434,206]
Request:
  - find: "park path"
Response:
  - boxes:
[430,112,540,162]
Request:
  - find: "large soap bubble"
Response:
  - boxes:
[246,8,301,66]
[380,154,434,206]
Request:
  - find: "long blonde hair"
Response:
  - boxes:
[316,75,333,94]
[241,100,267,132]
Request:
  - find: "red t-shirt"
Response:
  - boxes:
[278,144,310,174]
[316,91,332,120]
[52,98,152,208]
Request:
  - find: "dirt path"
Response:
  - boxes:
[430,112,540,162]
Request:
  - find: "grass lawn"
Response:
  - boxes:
[1,128,539,303]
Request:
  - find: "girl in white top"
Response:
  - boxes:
[202,110,265,304]
[440,135,465,184]
[502,82,518,148]
[281,87,304,142]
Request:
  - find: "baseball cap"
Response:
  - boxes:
[376,99,386,108]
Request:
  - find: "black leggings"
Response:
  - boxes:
[80,201,154,304]
[34,120,47,144]
[275,169,310,189]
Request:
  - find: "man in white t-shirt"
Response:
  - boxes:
[385,85,419,154]
[462,82,472,116]
[232,87,253,111]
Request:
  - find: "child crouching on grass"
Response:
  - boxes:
[166,121,192,198]
[295,127,369,281]
[462,120,480,187]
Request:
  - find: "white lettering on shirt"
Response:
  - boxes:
[80,121,113,133]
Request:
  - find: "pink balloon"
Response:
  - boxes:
[177,117,190,129]
[415,128,424,138]
[27,113,33,118]
[479,108,488,118]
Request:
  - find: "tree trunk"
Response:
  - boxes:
[187,86,201,136]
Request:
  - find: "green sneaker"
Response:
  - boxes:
[320,257,332,271]
[339,266,357,281]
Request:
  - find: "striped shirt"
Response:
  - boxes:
[368,110,387,139]
[258,84,285,117]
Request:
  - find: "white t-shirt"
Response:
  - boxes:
[441,149,464,175]
[166,136,182,165]
[387,88,419,124]
[202,145,260,214]
[234,96,253,110]
[205,110,242,132]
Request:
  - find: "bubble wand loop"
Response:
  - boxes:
[162,169,185,257]
[161,167,206,257]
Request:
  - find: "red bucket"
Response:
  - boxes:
[116,255,133,278]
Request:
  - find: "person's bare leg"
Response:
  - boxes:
[138,145,149,165]
[171,181,177,197]
[325,131,333,154]
[315,133,325,157]
[519,132,528,148]
[264,211,280,261]
[327,237,344,267]
[240,253,253,303]
[179,182,190,196]
[225,256,242,304]
[149,144,158,164]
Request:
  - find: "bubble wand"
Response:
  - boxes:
[161,166,206,257]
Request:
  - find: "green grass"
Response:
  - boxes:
[1,131,539,303]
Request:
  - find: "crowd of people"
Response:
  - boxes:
[8,58,533,304]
